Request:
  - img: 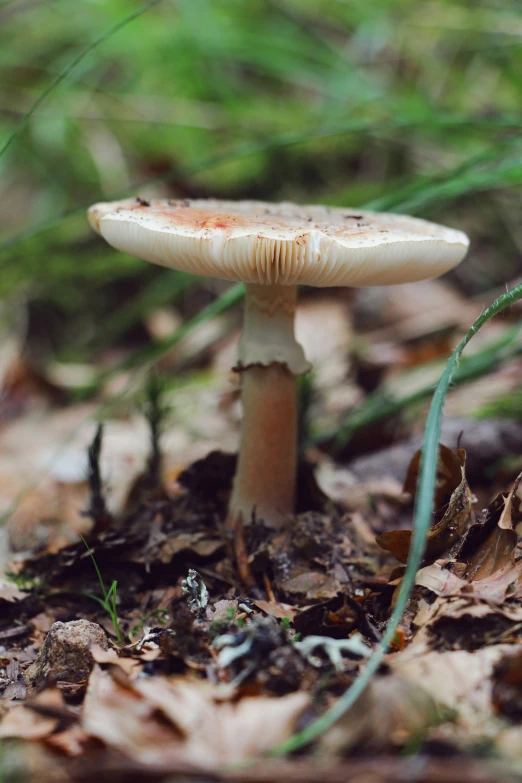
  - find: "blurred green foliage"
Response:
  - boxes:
[1,0,521,357]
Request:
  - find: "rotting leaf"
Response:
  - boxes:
[415,561,468,596]
[390,644,511,727]
[0,688,69,740]
[412,593,522,651]
[377,445,473,564]
[0,579,29,603]
[280,571,341,601]
[153,532,223,563]
[0,661,27,701]
[464,472,522,583]
[80,664,309,768]
[413,473,522,613]
[253,600,299,622]
[90,644,143,678]
[403,443,465,509]
[320,672,449,755]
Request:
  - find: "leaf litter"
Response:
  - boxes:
[0,295,522,781]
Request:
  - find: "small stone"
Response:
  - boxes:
[23,620,108,692]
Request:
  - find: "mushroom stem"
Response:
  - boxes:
[228,284,309,529]
[229,363,297,529]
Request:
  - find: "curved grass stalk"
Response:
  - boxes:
[0,0,165,162]
[328,322,522,451]
[271,281,522,756]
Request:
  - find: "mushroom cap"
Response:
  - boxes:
[88,198,469,287]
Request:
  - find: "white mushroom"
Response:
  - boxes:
[88,198,469,529]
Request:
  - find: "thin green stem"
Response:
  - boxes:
[81,536,123,645]
[81,535,108,602]
[328,322,522,451]
[77,281,244,395]
[0,0,165,162]
[272,281,522,755]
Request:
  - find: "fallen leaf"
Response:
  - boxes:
[0,661,27,701]
[145,531,223,564]
[0,688,67,740]
[464,473,522,583]
[30,612,55,634]
[361,278,479,342]
[0,579,29,603]
[415,561,468,596]
[82,665,309,768]
[403,443,465,508]
[281,571,340,601]
[253,600,299,622]
[377,446,473,563]
[412,594,522,650]
[416,473,522,606]
[321,673,447,754]
[390,643,512,728]
[90,644,143,678]
[44,725,90,757]
[0,704,58,740]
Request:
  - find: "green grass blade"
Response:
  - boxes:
[75,591,109,609]
[0,0,165,162]
[106,580,117,598]
[329,322,522,450]
[272,281,522,755]
[81,535,109,602]
[91,271,196,348]
[108,580,123,645]
[86,282,245,390]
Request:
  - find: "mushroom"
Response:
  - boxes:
[87,198,469,529]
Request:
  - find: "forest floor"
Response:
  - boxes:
[1,278,522,782]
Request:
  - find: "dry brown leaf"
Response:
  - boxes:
[83,666,183,766]
[30,612,55,634]
[413,594,522,644]
[315,460,404,512]
[143,531,223,564]
[0,688,67,740]
[361,278,479,342]
[0,389,238,559]
[1,661,27,701]
[280,571,340,601]
[253,600,299,622]
[44,725,89,757]
[390,643,513,728]
[416,473,522,609]
[140,677,308,764]
[90,644,144,678]
[403,444,465,507]
[471,561,522,604]
[415,561,468,596]
[0,579,29,603]
[321,673,446,755]
[465,521,517,583]
[82,665,309,768]
[377,446,473,564]
[0,705,58,740]
[465,473,522,583]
